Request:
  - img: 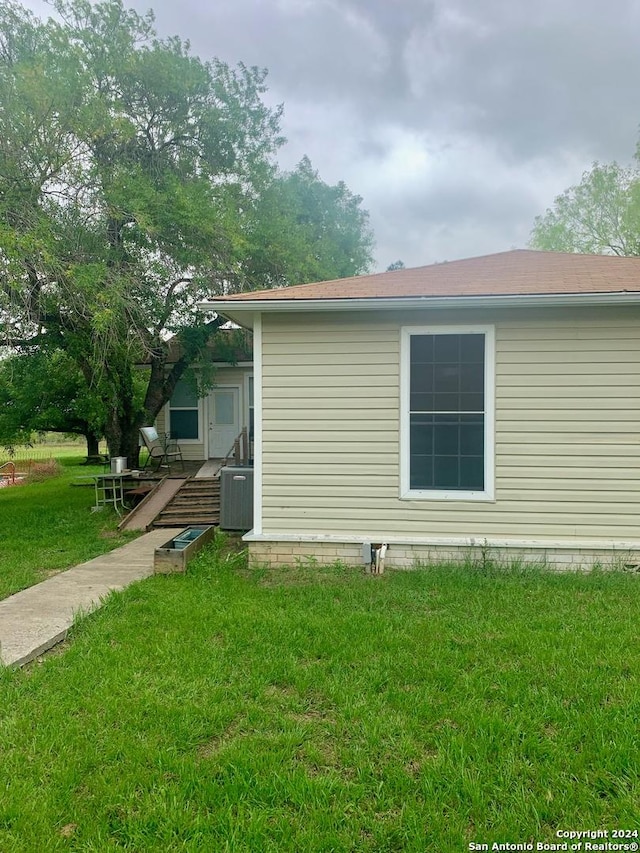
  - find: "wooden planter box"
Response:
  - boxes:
[154,525,216,574]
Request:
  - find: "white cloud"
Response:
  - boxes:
[17,0,640,270]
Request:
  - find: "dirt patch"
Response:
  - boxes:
[0,459,61,487]
[99,529,122,540]
[24,459,62,481]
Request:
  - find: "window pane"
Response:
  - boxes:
[410,455,433,490]
[433,392,458,411]
[434,334,459,362]
[459,392,484,412]
[460,456,484,490]
[433,456,459,488]
[215,391,235,425]
[410,335,434,363]
[411,336,484,415]
[460,362,484,393]
[410,415,434,454]
[170,410,198,440]
[410,392,434,412]
[434,422,458,455]
[434,364,459,392]
[171,380,198,408]
[410,367,434,394]
[460,334,485,362]
[460,421,484,456]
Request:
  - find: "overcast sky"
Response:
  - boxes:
[22,0,640,270]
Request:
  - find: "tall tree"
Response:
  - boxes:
[0,0,282,462]
[235,157,374,289]
[0,0,373,464]
[530,161,640,255]
[0,350,107,458]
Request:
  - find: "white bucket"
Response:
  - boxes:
[110,456,127,474]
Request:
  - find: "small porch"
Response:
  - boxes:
[119,431,252,532]
[156,365,254,464]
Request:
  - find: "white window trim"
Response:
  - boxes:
[400,324,495,501]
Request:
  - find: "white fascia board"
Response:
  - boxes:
[200,291,640,326]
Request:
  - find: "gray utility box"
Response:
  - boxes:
[220,466,254,530]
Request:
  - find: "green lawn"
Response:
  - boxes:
[1,544,639,851]
[0,455,138,600]
[0,439,99,465]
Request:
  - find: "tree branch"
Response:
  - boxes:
[153,276,193,336]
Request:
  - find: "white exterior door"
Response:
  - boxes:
[209,387,240,458]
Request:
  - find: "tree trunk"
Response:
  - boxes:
[106,417,142,468]
[104,406,124,457]
[106,410,142,467]
[123,431,142,469]
[84,431,105,464]
[103,360,142,467]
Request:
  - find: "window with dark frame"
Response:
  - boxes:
[409,332,485,491]
[169,380,199,440]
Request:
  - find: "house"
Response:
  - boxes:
[201,249,640,570]
[155,329,254,463]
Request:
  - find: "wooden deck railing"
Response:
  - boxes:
[222,427,251,467]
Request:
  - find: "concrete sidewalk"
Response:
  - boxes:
[0,528,182,668]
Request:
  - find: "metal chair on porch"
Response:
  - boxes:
[139,426,184,472]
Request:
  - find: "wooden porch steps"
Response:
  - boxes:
[153,477,220,528]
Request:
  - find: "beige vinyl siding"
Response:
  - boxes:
[260,307,640,542]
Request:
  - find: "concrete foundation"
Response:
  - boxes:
[248,538,640,572]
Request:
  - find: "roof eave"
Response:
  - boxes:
[200,291,640,328]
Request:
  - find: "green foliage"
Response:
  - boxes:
[0,350,105,449]
[0,0,374,461]
[531,161,640,255]
[236,156,374,289]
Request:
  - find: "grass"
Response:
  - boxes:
[0,440,98,465]
[0,454,138,600]
[1,543,640,851]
